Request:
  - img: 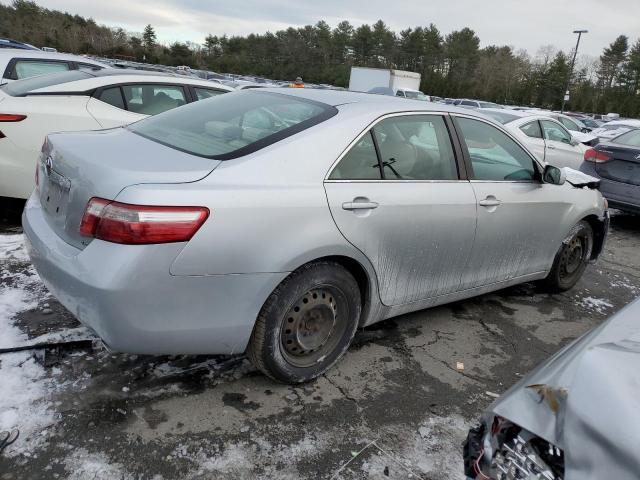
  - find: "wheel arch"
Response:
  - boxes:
[580,213,608,260]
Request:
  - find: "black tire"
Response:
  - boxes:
[247,261,361,384]
[542,221,593,292]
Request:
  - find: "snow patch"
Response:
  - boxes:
[580,296,614,314]
[0,234,57,454]
[64,448,133,480]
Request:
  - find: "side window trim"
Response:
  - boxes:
[326,112,464,182]
[451,114,543,183]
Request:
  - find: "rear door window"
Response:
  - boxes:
[12,60,70,79]
[329,132,382,180]
[520,121,543,139]
[457,117,535,181]
[97,87,125,109]
[122,84,187,115]
[129,91,337,159]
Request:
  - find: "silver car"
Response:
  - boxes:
[23,89,609,383]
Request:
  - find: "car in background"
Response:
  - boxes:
[395,88,431,101]
[0,69,233,199]
[576,117,602,129]
[579,128,640,213]
[456,99,503,109]
[465,297,640,480]
[591,119,640,142]
[0,38,39,51]
[23,89,607,384]
[0,49,108,83]
[479,108,588,169]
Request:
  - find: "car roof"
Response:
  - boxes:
[26,71,236,94]
[257,87,492,117]
[0,49,108,65]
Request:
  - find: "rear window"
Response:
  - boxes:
[129,91,337,159]
[613,129,640,147]
[2,70,92,96]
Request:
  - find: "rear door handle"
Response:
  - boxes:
[342,201,379,211]
[479,197,501,207]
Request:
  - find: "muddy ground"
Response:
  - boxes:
[1,203,638,480]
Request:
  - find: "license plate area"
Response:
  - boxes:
[40,169,71,218]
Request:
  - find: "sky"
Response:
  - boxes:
[16,0,640,57]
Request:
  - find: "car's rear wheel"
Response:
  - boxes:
[247,261,361,384]
[542,221,593,292]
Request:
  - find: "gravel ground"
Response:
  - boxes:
[0,202,638,480]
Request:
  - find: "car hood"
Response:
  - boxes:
[563,167,600,188]
[486,298,640,479]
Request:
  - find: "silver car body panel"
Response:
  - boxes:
[23,89,607,354]
[480,298,640,480]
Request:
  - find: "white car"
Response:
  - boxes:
[0,49,108,83]
[479,108,587,169]
[0,69,234,199]
[542,112,598,144]
[591,119,640,142]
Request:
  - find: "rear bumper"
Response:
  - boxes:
[22,194,288,355]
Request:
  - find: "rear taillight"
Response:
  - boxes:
[584,148,611,163]
[0,114,26,140]
[0,114,26,122]
[79,197,209,245]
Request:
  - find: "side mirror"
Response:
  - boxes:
[581,127,591,133]
[543,165,566,185]
[570,137,580,147]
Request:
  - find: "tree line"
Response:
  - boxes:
[2,0,639,116]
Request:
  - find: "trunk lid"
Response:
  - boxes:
[39,127,220,249]
[595,143,640,186]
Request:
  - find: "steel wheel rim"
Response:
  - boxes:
[280,285,348,368]
[560,235,586,278]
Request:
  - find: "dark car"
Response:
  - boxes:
[580,128,640,213]
[464,297,640,480]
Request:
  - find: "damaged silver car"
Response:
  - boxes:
[464,297,640,480]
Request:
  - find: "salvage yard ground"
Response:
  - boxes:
[0,206,638,480]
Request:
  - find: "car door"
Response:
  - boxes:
[453,115,572,289]
[540,120,583,169]
[324,113,477,306]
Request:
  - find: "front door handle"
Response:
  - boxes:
[342,200,379,211]
[547,144,556,150]
[479,197,501,207]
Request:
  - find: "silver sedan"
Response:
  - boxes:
[23,89,609,383]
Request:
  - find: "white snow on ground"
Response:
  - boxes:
[64,448,133,480]
[580,296,614,314]
[0,234,59,455]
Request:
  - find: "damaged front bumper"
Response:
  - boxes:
[463,298,640,480]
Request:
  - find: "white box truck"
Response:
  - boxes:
[348,67,421,94]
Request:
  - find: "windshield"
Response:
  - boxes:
[479,110,520,124]
[129,91,337,159]
[2,70,93,96]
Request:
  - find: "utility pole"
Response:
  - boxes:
[561,29,588,113]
